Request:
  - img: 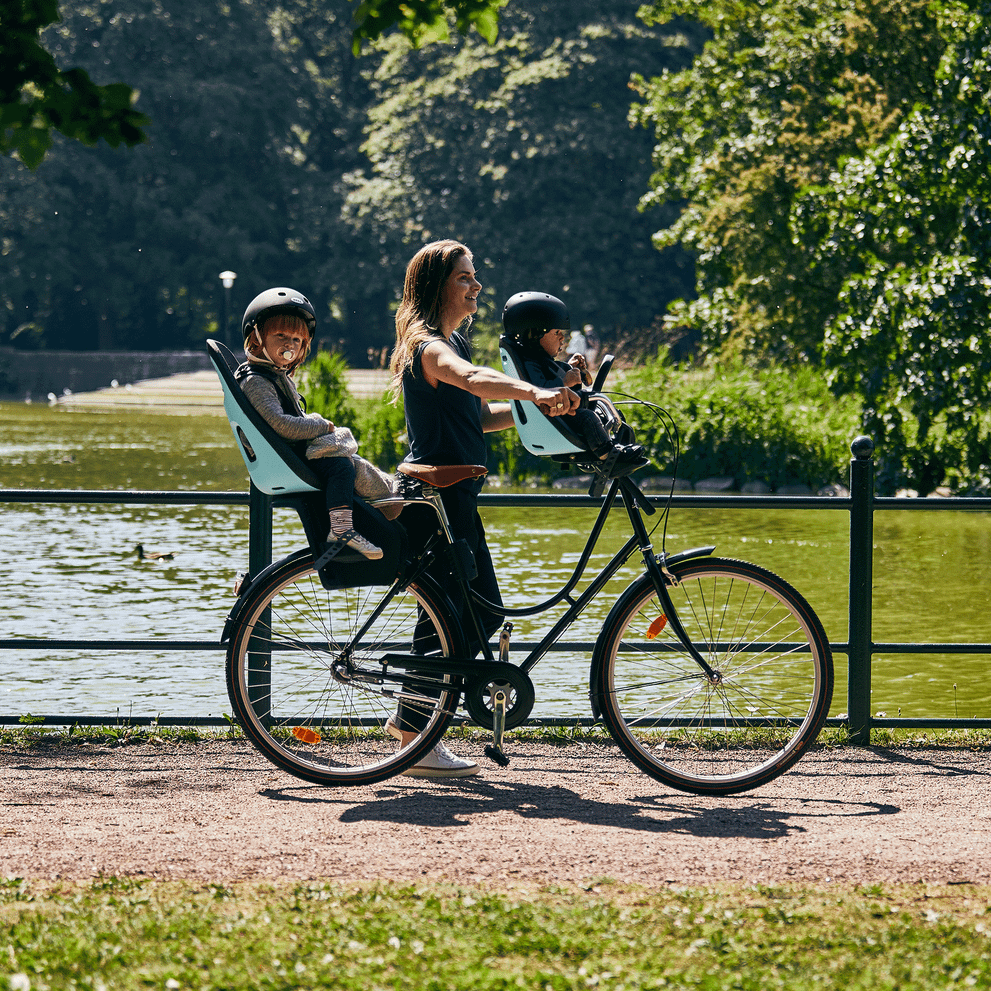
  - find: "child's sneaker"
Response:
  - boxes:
[339,529,383,560]
[608,445,649,478]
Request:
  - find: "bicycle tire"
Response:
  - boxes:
[226,553,465,787]
[593,557,833,795]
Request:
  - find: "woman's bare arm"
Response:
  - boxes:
[421,339,580,415]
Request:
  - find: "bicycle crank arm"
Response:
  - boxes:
[484,689,510,767]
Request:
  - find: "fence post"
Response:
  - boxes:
[248,481,273,575]
[847,435,875,744]
[247,482,273,720]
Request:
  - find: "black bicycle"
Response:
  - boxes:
[223,427,834,795]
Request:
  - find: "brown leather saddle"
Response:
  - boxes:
[397,463,488,488]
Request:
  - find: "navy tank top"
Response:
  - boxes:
[403,332,487,486]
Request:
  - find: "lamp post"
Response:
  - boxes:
[219,270,237,349]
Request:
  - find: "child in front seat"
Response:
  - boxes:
[501,291,648,477]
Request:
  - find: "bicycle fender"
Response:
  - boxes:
[586,548,714,718]
[656,545,716,572]
[221,548,313,643]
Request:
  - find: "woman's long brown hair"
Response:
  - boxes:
[389,239,472,401]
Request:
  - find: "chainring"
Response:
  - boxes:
[464,663,535,730]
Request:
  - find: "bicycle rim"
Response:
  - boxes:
[226,557,463,786]
[596,558,833,795]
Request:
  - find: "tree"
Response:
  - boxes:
[0,0,346,349]
[1,0,148,167]
[793,1,991,493]
[1,0,701,358]
[0,0,502,169]
[342,0,701,351]
[632,0,945,361]
[350,0,505,52]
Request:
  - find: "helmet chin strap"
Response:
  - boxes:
[252,327,280,365]
[251,323,305,369]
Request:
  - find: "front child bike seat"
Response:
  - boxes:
[499,336,587,458]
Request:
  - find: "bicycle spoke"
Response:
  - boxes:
[597,558,832,795]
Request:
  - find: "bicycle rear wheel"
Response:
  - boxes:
[594,557,833,795]
[226,553,464,786]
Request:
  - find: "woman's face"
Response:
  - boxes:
[439,254,481,332]
[538,328,566,358]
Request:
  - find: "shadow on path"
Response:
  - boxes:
[259,778,899,840]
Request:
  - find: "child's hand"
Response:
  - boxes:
[569,354,590,384]
[307,412,334,431]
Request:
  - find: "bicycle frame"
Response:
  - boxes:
[379,473,719,682]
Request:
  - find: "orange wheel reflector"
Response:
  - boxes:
[645,615,668,640]
[292,726,322,744]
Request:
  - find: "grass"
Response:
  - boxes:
[4,725,991,989]
[4,722,991,751]
[2,877,991,990]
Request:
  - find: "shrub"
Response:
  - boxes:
[356,394,408,471]
[297,349,357,431]
[621,352,862,490]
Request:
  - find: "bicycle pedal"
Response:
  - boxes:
[484,744,511,767]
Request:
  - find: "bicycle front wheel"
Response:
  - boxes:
[226,554,464,787]
[594,557,833,795]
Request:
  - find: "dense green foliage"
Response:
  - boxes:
[3,876,991,991]
[633,0,946,362]
[297,350,358,432]
[1,0,149,167]
[623,354,862,491]
[795,3,991,494]
[634,0,991,493]
[345,2,701,341]
[1,0,500,165]
[0,0,697,360]
[350,0,505,53]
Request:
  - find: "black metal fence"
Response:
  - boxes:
[3,436,991,742]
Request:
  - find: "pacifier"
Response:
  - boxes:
[279,349,296,361]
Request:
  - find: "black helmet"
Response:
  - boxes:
[502,291,570,343]
[241,287,316,341]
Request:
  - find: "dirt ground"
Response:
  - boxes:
[2,739,990,889]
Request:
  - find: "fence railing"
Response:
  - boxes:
[3,436,991,742]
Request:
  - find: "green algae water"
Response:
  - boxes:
[1,401,989,722]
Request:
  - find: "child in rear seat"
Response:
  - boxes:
[501,291,648,477]
[235,286,400,561]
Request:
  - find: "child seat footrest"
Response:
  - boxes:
[313,539,364,571]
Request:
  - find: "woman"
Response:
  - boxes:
[387,240,579,778]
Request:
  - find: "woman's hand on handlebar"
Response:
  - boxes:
[535,386,581,416]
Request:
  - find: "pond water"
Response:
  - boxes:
[2,401,990,722]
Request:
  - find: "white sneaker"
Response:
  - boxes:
[384,719,478,778]
[402,740,479,778]
[336,529,383,560]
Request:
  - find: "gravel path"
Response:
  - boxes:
[3,740,989,888]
